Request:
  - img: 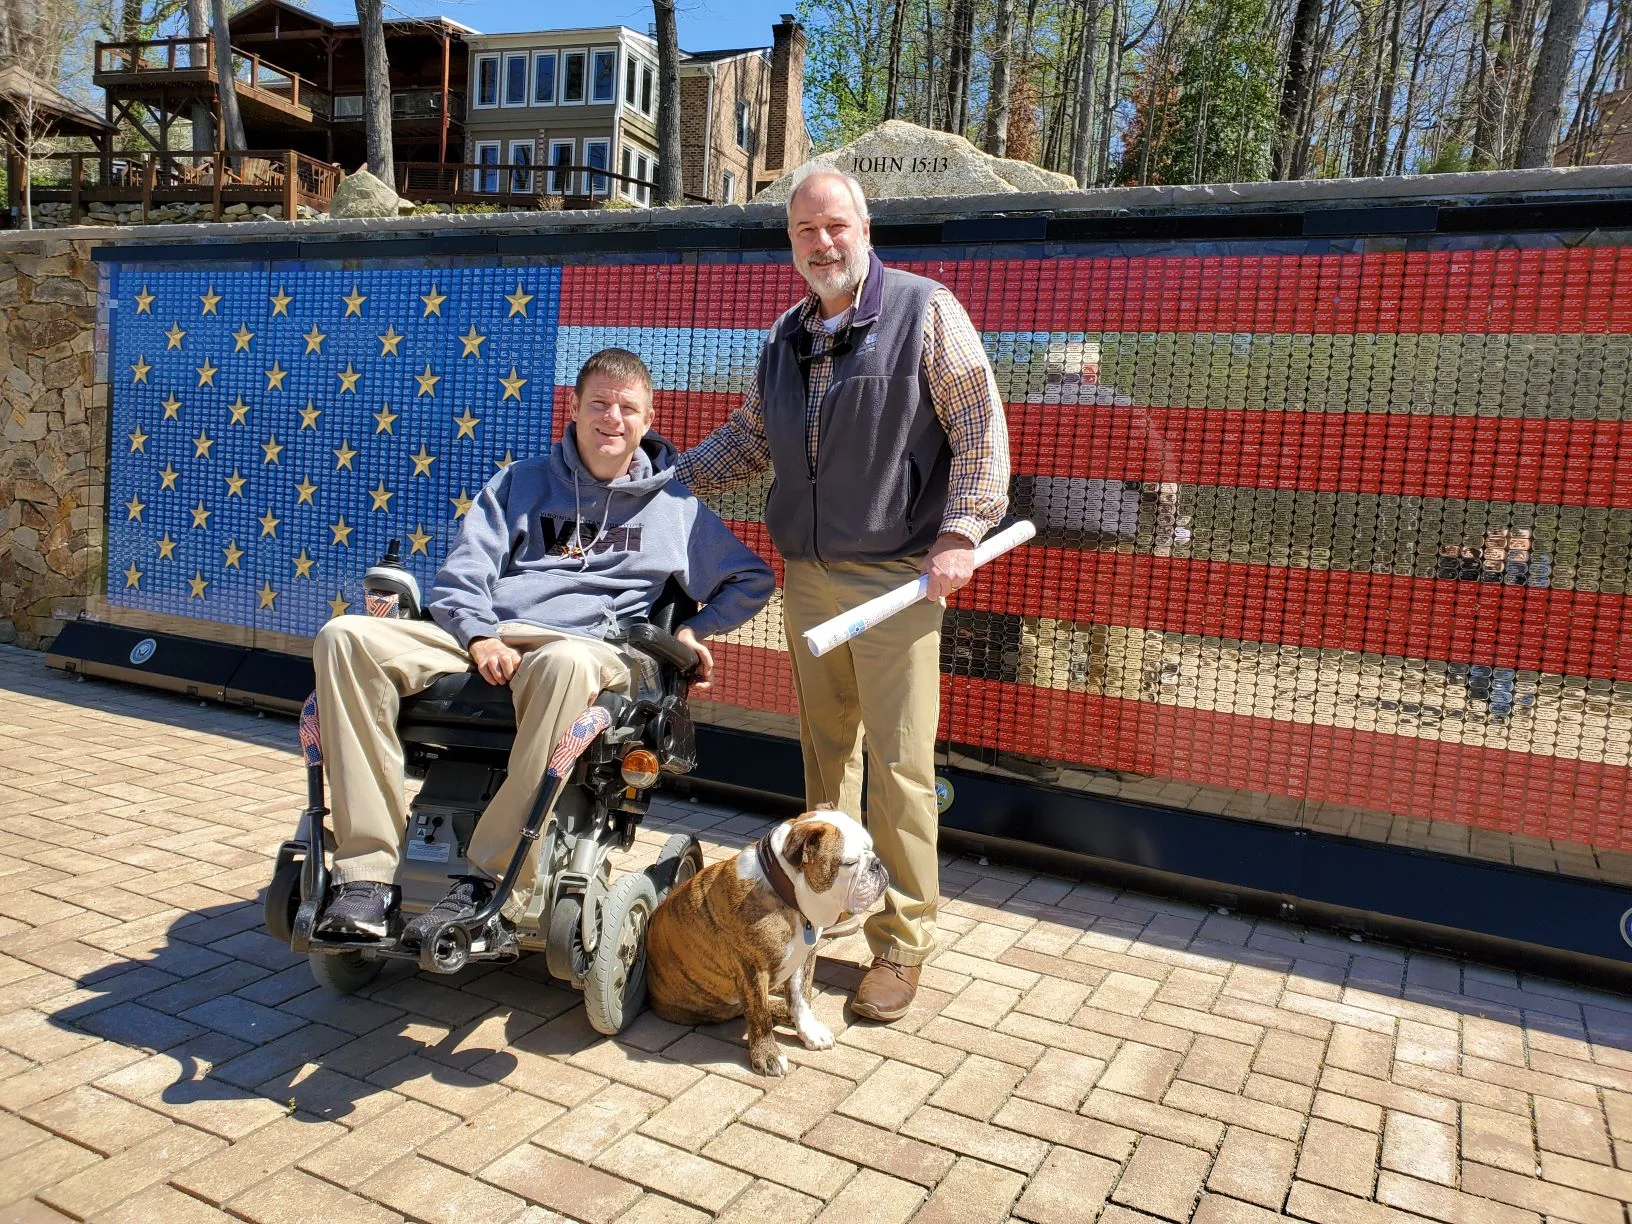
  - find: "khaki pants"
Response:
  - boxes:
[781,557,944,966]
[312,616,632,898]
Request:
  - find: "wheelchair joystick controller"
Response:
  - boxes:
[362,539,423,619]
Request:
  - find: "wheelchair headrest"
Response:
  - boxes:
[649,576,699,634]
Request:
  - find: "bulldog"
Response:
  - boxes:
[645,810,889,1076]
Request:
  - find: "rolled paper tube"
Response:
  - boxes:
[801,520,1037,658]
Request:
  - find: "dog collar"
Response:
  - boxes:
[755,834,815,942]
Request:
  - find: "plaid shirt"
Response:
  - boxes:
[677,276,1011,547]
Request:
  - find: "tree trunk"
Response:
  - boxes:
[922,0,937,129]
[985,0,1015,153]
[1516,0,1589,163]
[187,0,215,152]
[1472,0,1520,166]
[353,0,393,183]
[1070,0,1100,184]
[654,0,682,203]
[1273,0,1323,176]
[946,0,974,132]
[1561,0,1618,162]
[1370,0,1409,172]
[210,0,246,152]
[884,0,907,120]
[1097,0,1124,181]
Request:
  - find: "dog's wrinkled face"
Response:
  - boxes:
[778,809,889,924]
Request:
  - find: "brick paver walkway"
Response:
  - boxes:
[2,646,1631,1223]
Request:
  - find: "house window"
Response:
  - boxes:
[584,138,610,196]
[561,50,586,103]
[502,52,528,107]
[532,51,557,105]
[474,141,500,192]
[509,140,534,193]
[721,170,736,203]
[621,147,634,198]
[735,100,750,149]
[474,54,499,108]
[547,139,574,194]
[625,58,638,106]
[640,63,653,114]
[636,153,651,205]
[591,49,616,103]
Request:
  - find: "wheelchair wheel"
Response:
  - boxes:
[263,850,302,945]
[308,949,381,994]
[583,871,657,1036]
[547,893,591,985]
[647,833,703,899]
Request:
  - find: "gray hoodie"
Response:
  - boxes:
[428,428,773,649]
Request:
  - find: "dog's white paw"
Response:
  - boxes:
[796,1019,834,1050]
[750,1037,789,1077]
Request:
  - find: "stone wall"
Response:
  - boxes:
[0,236,105,648]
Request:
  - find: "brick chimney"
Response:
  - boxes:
[764,13,806,174]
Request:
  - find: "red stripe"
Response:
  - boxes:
[562,248,1632,334]
[696,643,1632,851]
[1013,406,1632,509]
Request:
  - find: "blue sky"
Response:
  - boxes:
[306,0,796,51]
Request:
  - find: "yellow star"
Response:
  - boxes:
[458,326,486,358]
[161,394,182,420]
[505,283,533,317]
[421,283,446,316]
[125,494,145,521]
[302,324,326,354]
[156,532,177,560]
[333,440,357,470]
[222,539,244,569]
[128,425,149,453]
[164,322,186,350]
[298,399,322,429]
[499,366,527,402]
[328,591,351,618]
[189,500,211,529]
[224,468,246,497]
[293,549,315,579]
[159,463,179,490]
[189,570,210,599]
[373,403,399,434]
[453,407,481,439]
[415,364,441,398]
[123,562,142,589]
[330,515,354,547]
[196,358,217,387]
[130,355,151,384]
[258,508,281,537]
[257,580,277,609]
[192,429,214,459]
[261,433,284,465]
[199,285,221,315]
[227,395,252,424]
[378,325,404,357]
[368,480,394,512]
[269,286,293,316]
[495,448,515,471]
[450,488,474,518]
[294,475,318,505]
[133,285,155,314]
[409,445,436,476]
[408,524,433,554]
[231,323,255,352]
[265,362,288,392]
[337,363,361,393]
[342,284,367,316]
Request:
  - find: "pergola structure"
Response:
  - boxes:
[0,65,115,225]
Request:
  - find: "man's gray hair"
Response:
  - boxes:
[786,163,870,220]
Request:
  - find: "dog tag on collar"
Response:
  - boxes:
[803,920,816,946]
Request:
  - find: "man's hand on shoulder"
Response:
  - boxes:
[675,626,714,689]
[469,637,522,685]
[921,532,976,602]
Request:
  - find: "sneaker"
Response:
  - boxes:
[402,875,495,948]
[313,881,399,941]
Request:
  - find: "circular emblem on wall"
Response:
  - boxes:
[1620,908,1632,950]
[934,776,955,815]
[129,638,157,666]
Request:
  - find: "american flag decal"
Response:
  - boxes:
[364,591,400,618]
[298,690,322,768]
[546,704,613,779]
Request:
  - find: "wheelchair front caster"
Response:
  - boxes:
[584,871,657,1036]
[308,949,381,994]
[264,848,303,944]
[547,894,590,986]
[647,833,703,899]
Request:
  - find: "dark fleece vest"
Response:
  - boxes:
[760,251,949,563]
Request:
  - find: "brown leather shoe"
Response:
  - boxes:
[850,957,921,1023]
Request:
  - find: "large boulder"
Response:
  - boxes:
[328,167,400,218]
[755,120,1078,202]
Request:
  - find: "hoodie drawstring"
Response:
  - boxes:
[569,467,616,572]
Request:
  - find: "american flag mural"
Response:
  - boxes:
[105,237,1632,875]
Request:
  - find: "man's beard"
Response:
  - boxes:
[800,243,869,298]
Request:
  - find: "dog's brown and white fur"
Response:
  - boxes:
[645,810,888,1075]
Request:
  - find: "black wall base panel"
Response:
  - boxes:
[40,621,1632,987]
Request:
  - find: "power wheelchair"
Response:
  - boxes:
[263,542,706,1035]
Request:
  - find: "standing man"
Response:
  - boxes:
[677,166,1011,1022]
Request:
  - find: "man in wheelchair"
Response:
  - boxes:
[308,347,774,948]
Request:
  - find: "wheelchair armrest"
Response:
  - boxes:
[624,622,698,675]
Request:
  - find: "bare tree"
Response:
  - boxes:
[209,0,244,150]
[1070,0,1101,184]
[884,0,907,119]
[654,0,682,203]
[354,0,393,182]
[186,0,212,150]
[0,0,79,228]
[986,0,1016,152]
[1516,0,1589,161]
